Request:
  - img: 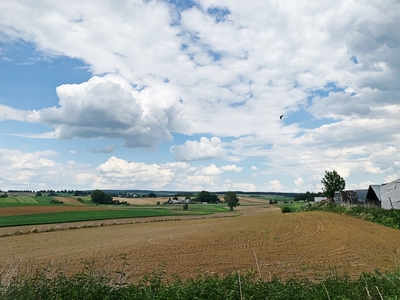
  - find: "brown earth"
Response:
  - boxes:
[1,200,400,283]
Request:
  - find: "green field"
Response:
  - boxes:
[0,196,62,207]
[0,204,231,227]
[279,201,308,212]
[14,196,38,203]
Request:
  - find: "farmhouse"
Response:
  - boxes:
[365,178,400,209]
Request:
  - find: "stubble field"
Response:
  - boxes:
[1,197,400,283]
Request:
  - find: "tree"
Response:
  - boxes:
[35,191,42,197]
[196,190,219,203]
[321,170,345,199]
[91,189,113,204]
[224,191,240,211]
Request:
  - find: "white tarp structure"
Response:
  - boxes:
[380,178,400,209]
[314,197,328,202]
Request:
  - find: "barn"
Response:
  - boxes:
[380,178,400,209]
[334,189,368,205]
[365,178,400,209]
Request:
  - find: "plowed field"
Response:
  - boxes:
[2,201,400,282]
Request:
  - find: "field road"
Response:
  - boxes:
[1,200,400,282]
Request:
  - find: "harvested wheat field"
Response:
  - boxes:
[53,196,86,205]
[2,203,400,283]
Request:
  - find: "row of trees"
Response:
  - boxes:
[195,190,239,211]
[88,189,240,211]
[91,189,114,204]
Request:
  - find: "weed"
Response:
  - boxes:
[1,259,400,299]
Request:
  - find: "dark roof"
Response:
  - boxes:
[366,185,381,202]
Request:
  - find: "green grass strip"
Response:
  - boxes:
[14,196,38,204]
[0,205,231,227]
[0,198,19,204]
[0,209,175,227]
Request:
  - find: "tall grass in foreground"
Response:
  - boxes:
[1,258,400,299]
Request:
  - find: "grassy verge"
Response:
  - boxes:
[1,260,400,299]
[279,201,305,212]
[0,204,231,227]
[300,202,400,230]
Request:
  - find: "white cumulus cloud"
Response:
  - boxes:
[171,137,226,161]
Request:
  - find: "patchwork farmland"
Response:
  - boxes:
[1,195,400,283]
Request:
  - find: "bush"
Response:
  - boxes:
[50,199,64,204]
[281,206,291,213]
[183,203,189,210]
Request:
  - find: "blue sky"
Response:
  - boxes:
[1,0,399,192]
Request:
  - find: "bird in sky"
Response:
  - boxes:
[280,115,284,119]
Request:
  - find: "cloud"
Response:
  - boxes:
[7,132,56,139]
[220,164,243,172]
[95,156,174,189]
[70,150,80,154]
[95,158,224,190]
[294,177,304,187]
[0,148,95,190]
[87,145,116,154]
[0,104,39,122]
[171,137,226,161]
[0,0,399,191]
[223,181,257,191]
[266,180,283,191]
[37,75,187,149]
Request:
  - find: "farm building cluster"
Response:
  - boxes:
[316,178,400,209]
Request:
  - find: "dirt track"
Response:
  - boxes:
[2,202,400,282]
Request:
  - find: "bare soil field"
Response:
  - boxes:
[2,201,400,283]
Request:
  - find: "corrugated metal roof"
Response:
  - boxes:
[355,189,368,200]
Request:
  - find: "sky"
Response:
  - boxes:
[0,0,399,193]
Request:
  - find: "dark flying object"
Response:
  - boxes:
[280,115,284,119]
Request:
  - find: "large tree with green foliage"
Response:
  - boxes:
[321,170,346,199]
[91,189,113,204]
[196,190,219,203]
[224,191,240,211]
